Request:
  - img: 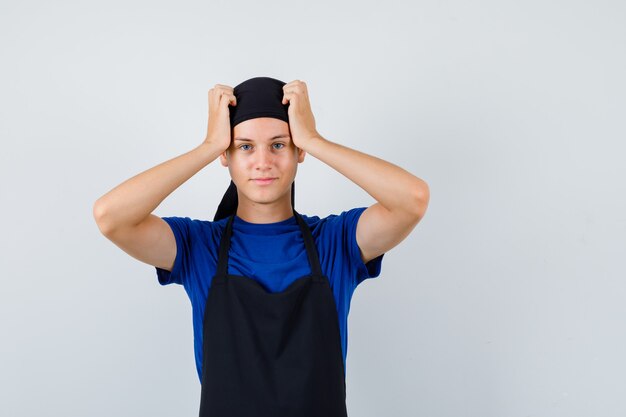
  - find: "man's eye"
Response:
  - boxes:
[238,143,285,151]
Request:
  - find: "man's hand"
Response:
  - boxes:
[204,84,236,153]
[282,80,320,149]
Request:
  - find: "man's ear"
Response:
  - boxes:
[219,150,229,167]
[297,147,306,163]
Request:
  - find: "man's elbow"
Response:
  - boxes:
[93,200,114,236]
[412,183,430,219]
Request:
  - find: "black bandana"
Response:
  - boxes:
[213,76,295,222]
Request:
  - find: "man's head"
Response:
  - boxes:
[213,76,304,222]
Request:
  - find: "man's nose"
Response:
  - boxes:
[255,146,274,165]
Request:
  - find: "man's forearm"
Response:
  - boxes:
[300,135,429,215]
[93,141,223,234]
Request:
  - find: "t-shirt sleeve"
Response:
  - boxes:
[155,216,197,286]
[342,207,385,287]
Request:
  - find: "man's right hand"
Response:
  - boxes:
[203,84,236,152]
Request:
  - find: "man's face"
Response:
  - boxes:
[219,117,306,206]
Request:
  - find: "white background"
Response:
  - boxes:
[1,0,625,416]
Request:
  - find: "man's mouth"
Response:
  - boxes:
[253,178,276,185]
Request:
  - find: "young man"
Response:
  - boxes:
[93,76,429,416]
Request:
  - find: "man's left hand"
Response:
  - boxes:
[282,80,320,150]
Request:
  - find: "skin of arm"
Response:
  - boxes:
[299,136,428,215]
[93,142,223,234]
[282,80,429,263]
[94,84,237,233]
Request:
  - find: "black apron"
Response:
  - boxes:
[198,209,348,417]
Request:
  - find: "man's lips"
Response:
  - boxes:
[252,178,276,184]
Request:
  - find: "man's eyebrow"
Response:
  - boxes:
[233,134,290,142]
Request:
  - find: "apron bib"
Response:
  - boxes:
[198,209,348,417]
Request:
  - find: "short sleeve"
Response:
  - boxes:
[155,216,195,286]
[342,207,385,287]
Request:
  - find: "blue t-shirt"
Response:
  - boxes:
[155,207,384,383]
